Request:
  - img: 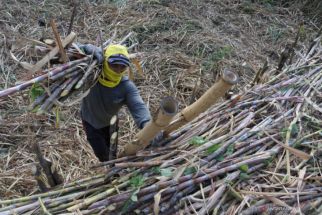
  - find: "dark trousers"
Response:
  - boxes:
[82,120,112,162]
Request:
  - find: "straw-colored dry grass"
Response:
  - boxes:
[0,0,319,198]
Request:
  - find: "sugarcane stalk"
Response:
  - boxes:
[92,156,137,168]
[115,160,163,168]
[160,185,198,214]
[67,181,129,212]
[0,177,104,205]
[118,32,134,45]
[301,198,322,214]
[0,201,33,213]
[49,199,83,214]
[0,199,40,215]
[206,128,251,166]
[61,174,104,189]
[28,80,64,110]
[50,64,82,81]
[198,171,240,215]
[60,74,83,97]
[90,154,271,209]
[227,135,276,159]
[47,185,111,213]
[37,77,75,114]
[75,60,97,89]
[38,197,51,215]
[0,57,89,98]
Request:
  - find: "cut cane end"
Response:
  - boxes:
[75,83,82,89]
[160,96,178,116]
[222,70,239,85]
[60,91,68,97]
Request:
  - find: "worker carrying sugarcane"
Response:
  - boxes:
[80,44,154,162]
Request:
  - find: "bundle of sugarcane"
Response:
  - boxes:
[0,32,139,114]
[1,36,321,215]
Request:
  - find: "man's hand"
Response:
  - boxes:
[80,44,103,64]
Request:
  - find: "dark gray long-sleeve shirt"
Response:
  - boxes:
[81,76,151,129]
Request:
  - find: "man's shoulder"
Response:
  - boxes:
[120,76,135,86]
[120,76,130,82]
[120,76,137,92]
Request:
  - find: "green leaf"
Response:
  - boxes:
[131,194,138,202]
[151,166,161,174]
[264,156,275,166]
[160,168,173,177]
[121,187,141,213]
[240,173,250,180]
[183,167,197,175]
[224,144,235,156]
[129,175,145,188]
[29,83,45,102]
[290,124,299,136]
[189,136,207,146]
[121,198,132,214]
[31,106,40,113]
[216,155,224,162]
[281,127,288,140]
[206,144,221,154]
[239,164,249,173]
[281,127,288,133]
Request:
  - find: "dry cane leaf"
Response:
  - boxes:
[264,131,311,160]
[263,195,293,209]
[173,165,186,180]
[131,58,144,78]
[297,166,307,191]
[10,51,34,70]
[128,67,134,81]
[305,97,322,113]
[154,189,166,215]
[30,32,76,73]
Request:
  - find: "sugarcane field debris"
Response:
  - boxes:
[0,1,321,215]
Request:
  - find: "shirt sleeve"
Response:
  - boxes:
[125,81,151,129]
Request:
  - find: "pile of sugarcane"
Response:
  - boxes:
[0,33,136,114]
[1,36,322,215]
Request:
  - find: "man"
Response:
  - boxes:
[80,44,151,162]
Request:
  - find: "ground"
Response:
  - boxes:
[0,0,320,198]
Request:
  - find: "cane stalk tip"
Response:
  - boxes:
[75,83,82,89]
[60,91,68,97]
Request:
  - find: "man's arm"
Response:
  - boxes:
[78,44,103,64]
[125,81,151,129]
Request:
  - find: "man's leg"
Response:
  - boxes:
[109,115,119,160]
[82,120,110,162]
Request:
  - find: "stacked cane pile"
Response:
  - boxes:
[0,36,321,214]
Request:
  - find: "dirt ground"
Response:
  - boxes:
[0,0,320,198]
